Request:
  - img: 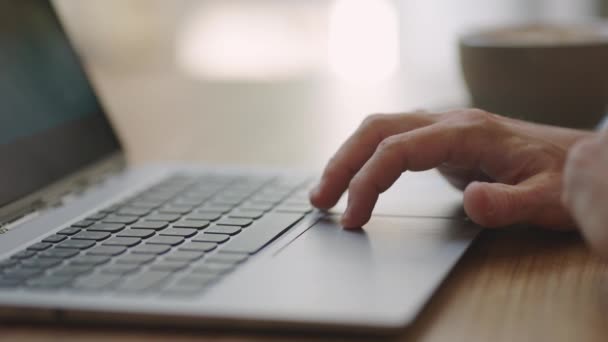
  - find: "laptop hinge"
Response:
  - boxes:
[0,153,126,234]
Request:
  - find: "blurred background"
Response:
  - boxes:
[52,0,603,169]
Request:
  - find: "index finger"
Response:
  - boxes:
[342,118,492,227]
[310,112,434,209]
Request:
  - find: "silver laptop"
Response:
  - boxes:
[0,1,479,335]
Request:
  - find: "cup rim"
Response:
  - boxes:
[460,21,608,48]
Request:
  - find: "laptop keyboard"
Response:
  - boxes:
[0,173,314,296]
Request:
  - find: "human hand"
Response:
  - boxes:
[310,109,591,229]
[563,129,608,258]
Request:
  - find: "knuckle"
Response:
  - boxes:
[443,108,499,133]
[461,108,495,125]
[376,135,403,154]
[348,176,368,194]
[405,112,432,124]
[360,113,389,130]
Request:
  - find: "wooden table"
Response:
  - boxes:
[2,67,607,342]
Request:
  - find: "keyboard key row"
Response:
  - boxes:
[0,174,312,296]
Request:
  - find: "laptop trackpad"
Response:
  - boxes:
[214,215,479,327]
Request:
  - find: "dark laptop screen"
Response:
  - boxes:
[0,1,121,208]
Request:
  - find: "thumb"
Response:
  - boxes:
[463,177,550,228]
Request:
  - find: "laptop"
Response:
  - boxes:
[0,0,479,335]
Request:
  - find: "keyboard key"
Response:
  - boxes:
[58,227,81,236]
[198,204,233,213]
[216,218,252,227]
[228,210,265,220]
[191,263,235,276]
[248,198,282,207]
[131,244,170,255]
[42,234,67,244]
[117,229,155,238]
[26,242,52,251]
[188,191,221,201]
[165,251,204,262]
[87,223,125,233]
[103,215,138,224]
[72,231,111,241]
[57,240,95,250]
[237,203,274,212]
[131,221,169,231]
[160,228,197,237]
[117,271,171,292]
[144,214,180,222]
[281,198,312,206]
[26,275,72,289]
[39,248,79,259]
[100,264,140,275]
[184,212,222,221]
[172,220,209,229]
[128,200,164,209]
[115,254,156,265]
[214,192,248,201]
[10,250,36,259]
[70,255,111,266]
[206,253,248,265]
[146,236,184,246]
[87,245,127,256]
[0,259,18,269]
[248,196,282,204]
[20,258,62,269]
[72,219,95,228]
[208,199,241,208]
[149,260,189,272]
[74,274,121,290]
[205,225,241,236]
[0,278,23,287]
[102,237,141,247]
[160,283,204,297]
[171,197,205,206]
[2,268,42,280]
[116,207,151,217]
[159,206,193,215]
[192,233,229,244]
[220,213,303,254]
[176,274,218,287]
[178,242,217,253]
[52,265,94,277]
[275,204,313,214]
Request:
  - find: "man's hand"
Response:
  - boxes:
[310,109,591,229]
[563,129,608,258]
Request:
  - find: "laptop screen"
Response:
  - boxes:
[0,1,121,208]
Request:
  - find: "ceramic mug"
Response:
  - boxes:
[460,23,608,129]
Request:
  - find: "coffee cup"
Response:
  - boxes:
[459,23,608,129]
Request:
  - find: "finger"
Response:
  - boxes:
[310,112,434,209]
[342,123,465,228]
[563,137,608,252]
[463,174,567,228]
[562,137,602,209]
[437,164,493,190]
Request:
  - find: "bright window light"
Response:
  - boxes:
[175,3,323,81]
[328,0,400,84]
